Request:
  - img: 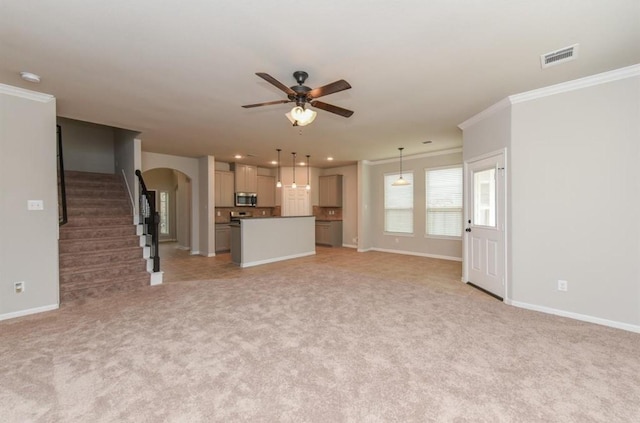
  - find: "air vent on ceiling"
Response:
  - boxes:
[540,44,579,69]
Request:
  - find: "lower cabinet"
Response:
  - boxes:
[215,224,231,252]
[315,221,343,247]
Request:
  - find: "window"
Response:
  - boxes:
[159,191,169,235]
[384,172,414,233]
[425,166,463,237]
[473,168,496,227]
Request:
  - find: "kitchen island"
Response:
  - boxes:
[230,216,315,268]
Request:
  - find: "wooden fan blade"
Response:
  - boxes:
[308,80,351,99]
[242,99,291,108]
[255,73,296,96]
[310,101,354,118]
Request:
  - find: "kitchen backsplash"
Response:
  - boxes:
[313,206,342,221]
[215,207,274,223]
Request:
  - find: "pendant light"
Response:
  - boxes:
[305,155,311,190]
[392,147,411,186]
[276,149,282,188]
[291,152,297,189]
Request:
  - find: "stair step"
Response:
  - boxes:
[60,260,147,284]
[59,246,143,268]
[59,235,140,253]
[60,276,149,303]
[64,171,121,181]
[64,215,133,227]
[67,206,132,217]
[65,186,128,198]
[66,197,130,208]
[59,225,136,240]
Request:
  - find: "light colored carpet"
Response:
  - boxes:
[1,250,639,422]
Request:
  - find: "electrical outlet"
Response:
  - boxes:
[27,200,44,211]
[262,210,266,215]
[14,281,25,294]
[557,280,568,292]
[216,211,220,217]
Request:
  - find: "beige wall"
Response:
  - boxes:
[0,85,59,319]
[510,74,640,327]
[57,117,115,174]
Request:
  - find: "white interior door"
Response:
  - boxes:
[282,187,310,216]
[464,151,506,299]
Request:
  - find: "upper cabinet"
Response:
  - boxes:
[232,164,257,193]
[319,174,343,207]
[257,175,276,207]
[215,170,235,207]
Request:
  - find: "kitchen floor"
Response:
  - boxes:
[158,242,462,284]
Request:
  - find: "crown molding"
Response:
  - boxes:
[458,97,512,130]
[0,83,55,103]
[510,63,640,105]
[369,147,462,166]
[458,63,640,130]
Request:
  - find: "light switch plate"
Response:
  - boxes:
[27,200,44,211]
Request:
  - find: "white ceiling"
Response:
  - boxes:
[1,1,639,168]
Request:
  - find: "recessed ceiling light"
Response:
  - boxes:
[299,162,306,166]
[327,157,334,161]
[270,160,277,165]
[234,154,242,159]
[20,72,41,83]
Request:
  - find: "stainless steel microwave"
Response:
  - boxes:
[235,192,257,207]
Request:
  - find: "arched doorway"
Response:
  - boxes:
[142,168,192,250]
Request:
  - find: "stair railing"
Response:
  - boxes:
[57,125,68,226]
[135,170,160,272]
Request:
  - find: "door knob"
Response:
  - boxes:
[465,228,471,232]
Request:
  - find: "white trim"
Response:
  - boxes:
[458,98,511,130]
[505,299,640,334]
[371,247,462,262]
[0,83,55,103]
[357,247,374,253]
[510,63,640,104]
[240,250,316,268]
[458,64,640,130]
[206,252,216,257]
[370,148,463,165]
[342,243,357,249]
[150,271,164,286]
[0,303,59,321]
[190,250,200,255]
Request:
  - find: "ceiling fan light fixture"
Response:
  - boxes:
[286,106,317,126]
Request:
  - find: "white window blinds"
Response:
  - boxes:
[425,167,463,237]
[384,172,414,233]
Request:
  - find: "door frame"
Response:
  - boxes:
[462,148,509,301]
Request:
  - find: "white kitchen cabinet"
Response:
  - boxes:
[215,223,231,252]
[257,175,276,207]
[319,175,343,207]
[233,164,258,193]
[315,220,342,247]
[215,171,235,207]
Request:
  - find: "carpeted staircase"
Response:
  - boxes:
[59,171,149,303]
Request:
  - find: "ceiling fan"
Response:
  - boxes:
[242,71,354,121]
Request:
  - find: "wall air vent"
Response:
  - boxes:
[540,44,579,69]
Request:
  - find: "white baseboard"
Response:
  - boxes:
[342,243,357,249]
[370,247,462,262]
[175,245,191,251]
[190,250,200,255]
[240,251,316,268]
[0,303,59,322]
[505,299,640,334]
[357,247,373,252]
